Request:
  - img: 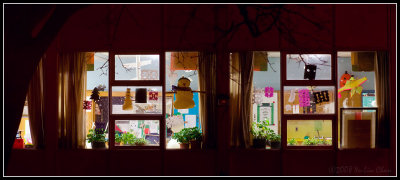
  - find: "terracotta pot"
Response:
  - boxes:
[179,143,189,149]
[190,140,202,149]
[91,142,106,149]
[253,139,267,148]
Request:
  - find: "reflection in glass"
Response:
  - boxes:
[284,86,335,114]
[287,120,332,146]
[112,86,162,114]
[286,54,331,80]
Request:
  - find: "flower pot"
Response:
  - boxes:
[179,143,189,149]
[190,140,202,149]
[253,139,267,148]
[91,141,106,149]
[270,141,281,149]
[115,142,121,146]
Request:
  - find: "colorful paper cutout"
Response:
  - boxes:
[298,89,310,107]
[265,86,274,98]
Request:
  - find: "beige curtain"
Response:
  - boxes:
[27,58,45,149]
[58,52,88,149]
[230,52,254,148]
[198,52,217,148]
[374,51,390,148]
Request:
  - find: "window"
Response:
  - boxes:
[165,51,201,149]
[85,52,109,149]
[283,86,335,114]
[252,51,281,149]
[287,120,333,146]
[14,98,33,149]
[337,51,378,149]
[115,54,160,80]
[286,54,332,80]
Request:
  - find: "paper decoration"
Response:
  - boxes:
[149,91,158,101]
[265,87,274,98]
[170,52,199,70]
[298,89,310,107]
[293,104,300,114]
[340,71,351,87]
[166,115,184,133]
[150,121,159,134]
[304,64,317,80]
[122,88,133,110]
[83,100,92,110]
[86,52,94,71]
[141,70,158,80]
[338,76,367,98]
[288,89,296,103]
[173,77,195,109]
[253,88,263,105]
[253,52,268,71]
[351,52,375,71]
[185,115,197,128]
[313,91,329,104]
[285,105,292,111]
[178,109,189,114]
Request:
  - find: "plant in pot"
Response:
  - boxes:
[303,137,318,146]
[269,132,281,149]
[121,132,136,145]
[287,138,297,146]
[187,127,202,149]
[317,138,332,146]
[251,121,273,148]
[115,133,123,146]
[134,138,148,146]
[172,129,190,149]
[87,128,107,149]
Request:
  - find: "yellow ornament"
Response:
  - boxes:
[173,77,195,109]
[122,88,133,110]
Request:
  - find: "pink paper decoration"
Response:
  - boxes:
[265,87,274,98]
[149,91,158,101]
[83,100,92,110]
[298,89,310,107]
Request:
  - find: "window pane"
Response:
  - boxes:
[252,51,281,149]
[115,120,160,146]
[287,54,331,80]
[340,108,377,149]
[284,86,335,114]
[337,51,376,108]
[115,54,160,80]
[287,120,332,146]
[14,98,33,149]
[111,86,163,114]
[165,52,199,91]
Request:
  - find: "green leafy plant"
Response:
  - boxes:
[115,133,123,144]
[121,132,136,145]
[318,138,332,146]
[187,127,202,141]
[287,138,297,145]
[251,120,274,140]
[87,128,106,143]
[303,138,319,145]
[172,128,191,144]
[134,138,148,146]
[269,132,281,142]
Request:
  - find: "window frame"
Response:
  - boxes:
[281,51,338,150]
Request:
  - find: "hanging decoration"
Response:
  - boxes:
[298,89,310,107]
[264,86,274,98]
[173,76,195,109]
[313,90,330,104]
[253,88,263,105]
[135,88,148,103]
[90,87,100,102]
[83,100,92,110]
[304,64,317,80]
[122,88,133,110]
[338,76,367,98]
[149,90,159,101]
[340,71,352,87]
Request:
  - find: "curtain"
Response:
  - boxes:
[198,52,217,148]
[27,58,45,149]
[374,51,390,148]
[58,52,88,149]
[230,52,254,148]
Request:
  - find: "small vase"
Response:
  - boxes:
[179,143,189,149]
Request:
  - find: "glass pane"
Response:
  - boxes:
[340,108,377,149]
[15,98,33,149]
[286,54,331,80]
[165,52,199,91]
[252,51,281,149]
[115,54,160,80]
[287,120,332,146]
[115,120,160,146]
[284,86,335,114]
[111,86,162,114]
[86,52,109,149]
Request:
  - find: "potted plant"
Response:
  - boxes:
[172,129,190,149]
[87,128,107,149]
[134,138,148,146]
[287,138,297,146]
[269,133,281,149]
[251,121,273,148]
[121,132,136,145]
[303,138,318,146]
[187,127,202,149]
[317,138,332,146]
[115,133,123,146]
